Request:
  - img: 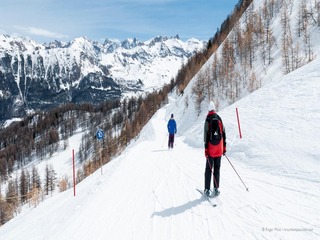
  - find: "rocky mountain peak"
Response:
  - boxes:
[0,35,204,121]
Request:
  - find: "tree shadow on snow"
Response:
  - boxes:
[151,197,205,218]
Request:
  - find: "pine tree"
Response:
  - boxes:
[44,164,56,196]
[19,169,28,203]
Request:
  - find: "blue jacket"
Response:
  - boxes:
[167,118,177,134]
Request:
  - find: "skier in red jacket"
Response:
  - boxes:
[204,101,226,197]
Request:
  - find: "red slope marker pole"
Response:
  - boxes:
[73,149,76,197]
[236,108,242,139]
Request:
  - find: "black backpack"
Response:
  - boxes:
[207,115,222,145]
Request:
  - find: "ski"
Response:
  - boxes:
[196,188,217,207]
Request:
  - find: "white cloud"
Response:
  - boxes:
[115,0,175,3]
[15,26,68,39]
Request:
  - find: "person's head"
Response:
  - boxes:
[208,101,216,112]
[171,113,174,118]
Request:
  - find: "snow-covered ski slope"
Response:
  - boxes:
[1,44,320,240]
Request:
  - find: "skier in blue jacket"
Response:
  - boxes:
[167,114,177,149]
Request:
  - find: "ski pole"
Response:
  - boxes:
[162,133,168,148]
[224,154,249,192]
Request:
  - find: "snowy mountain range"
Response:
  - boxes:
[0,35,204,120]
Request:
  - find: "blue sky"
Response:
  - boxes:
[0,0,239,43]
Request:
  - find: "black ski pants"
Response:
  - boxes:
[168,133,175,148]
[205,156,221,190]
